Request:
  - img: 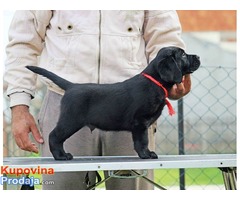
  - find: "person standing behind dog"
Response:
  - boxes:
[4,10,191,190]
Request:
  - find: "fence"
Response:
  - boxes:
[2,65,236,190]
[155,65,236,189]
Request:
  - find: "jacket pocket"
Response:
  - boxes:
[122,36,147,71]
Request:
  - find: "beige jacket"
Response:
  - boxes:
[4,10,185,107]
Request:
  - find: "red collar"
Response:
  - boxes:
[141,73,175,116]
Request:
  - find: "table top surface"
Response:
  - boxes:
[3,154,236,172]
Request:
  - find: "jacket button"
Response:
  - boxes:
[128,27,133,32]
[67,25,73,30]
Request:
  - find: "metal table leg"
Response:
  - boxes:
[219,167,237,190]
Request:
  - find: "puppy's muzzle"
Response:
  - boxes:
[188,55,201,73]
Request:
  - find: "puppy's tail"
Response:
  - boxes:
[26,66,73,90]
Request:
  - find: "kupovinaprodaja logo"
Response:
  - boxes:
[1,166,54,187]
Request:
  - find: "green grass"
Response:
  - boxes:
[83,168,224,189]
[154,168,224,187]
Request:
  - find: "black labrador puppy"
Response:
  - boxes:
[26,47,200,160]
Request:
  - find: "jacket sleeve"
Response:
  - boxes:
[143,10,186,63]
[4,10,52,107]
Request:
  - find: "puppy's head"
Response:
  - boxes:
[156,47,200,84]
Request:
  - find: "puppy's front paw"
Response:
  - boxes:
[149,151,158,159]
[138,149,158,159]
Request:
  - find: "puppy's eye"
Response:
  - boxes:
[182,53,186,57]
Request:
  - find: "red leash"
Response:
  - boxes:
[141,73,175,116]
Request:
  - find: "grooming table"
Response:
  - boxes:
[3,154,237,190]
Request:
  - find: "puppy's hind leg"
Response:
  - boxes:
[49,119,84,160]
[49,128,73,160]
[132,125,158,159]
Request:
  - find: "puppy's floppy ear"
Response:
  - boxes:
[158,56,182,83]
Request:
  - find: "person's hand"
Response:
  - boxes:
[168,74,191,100]
[11,105,44,153]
